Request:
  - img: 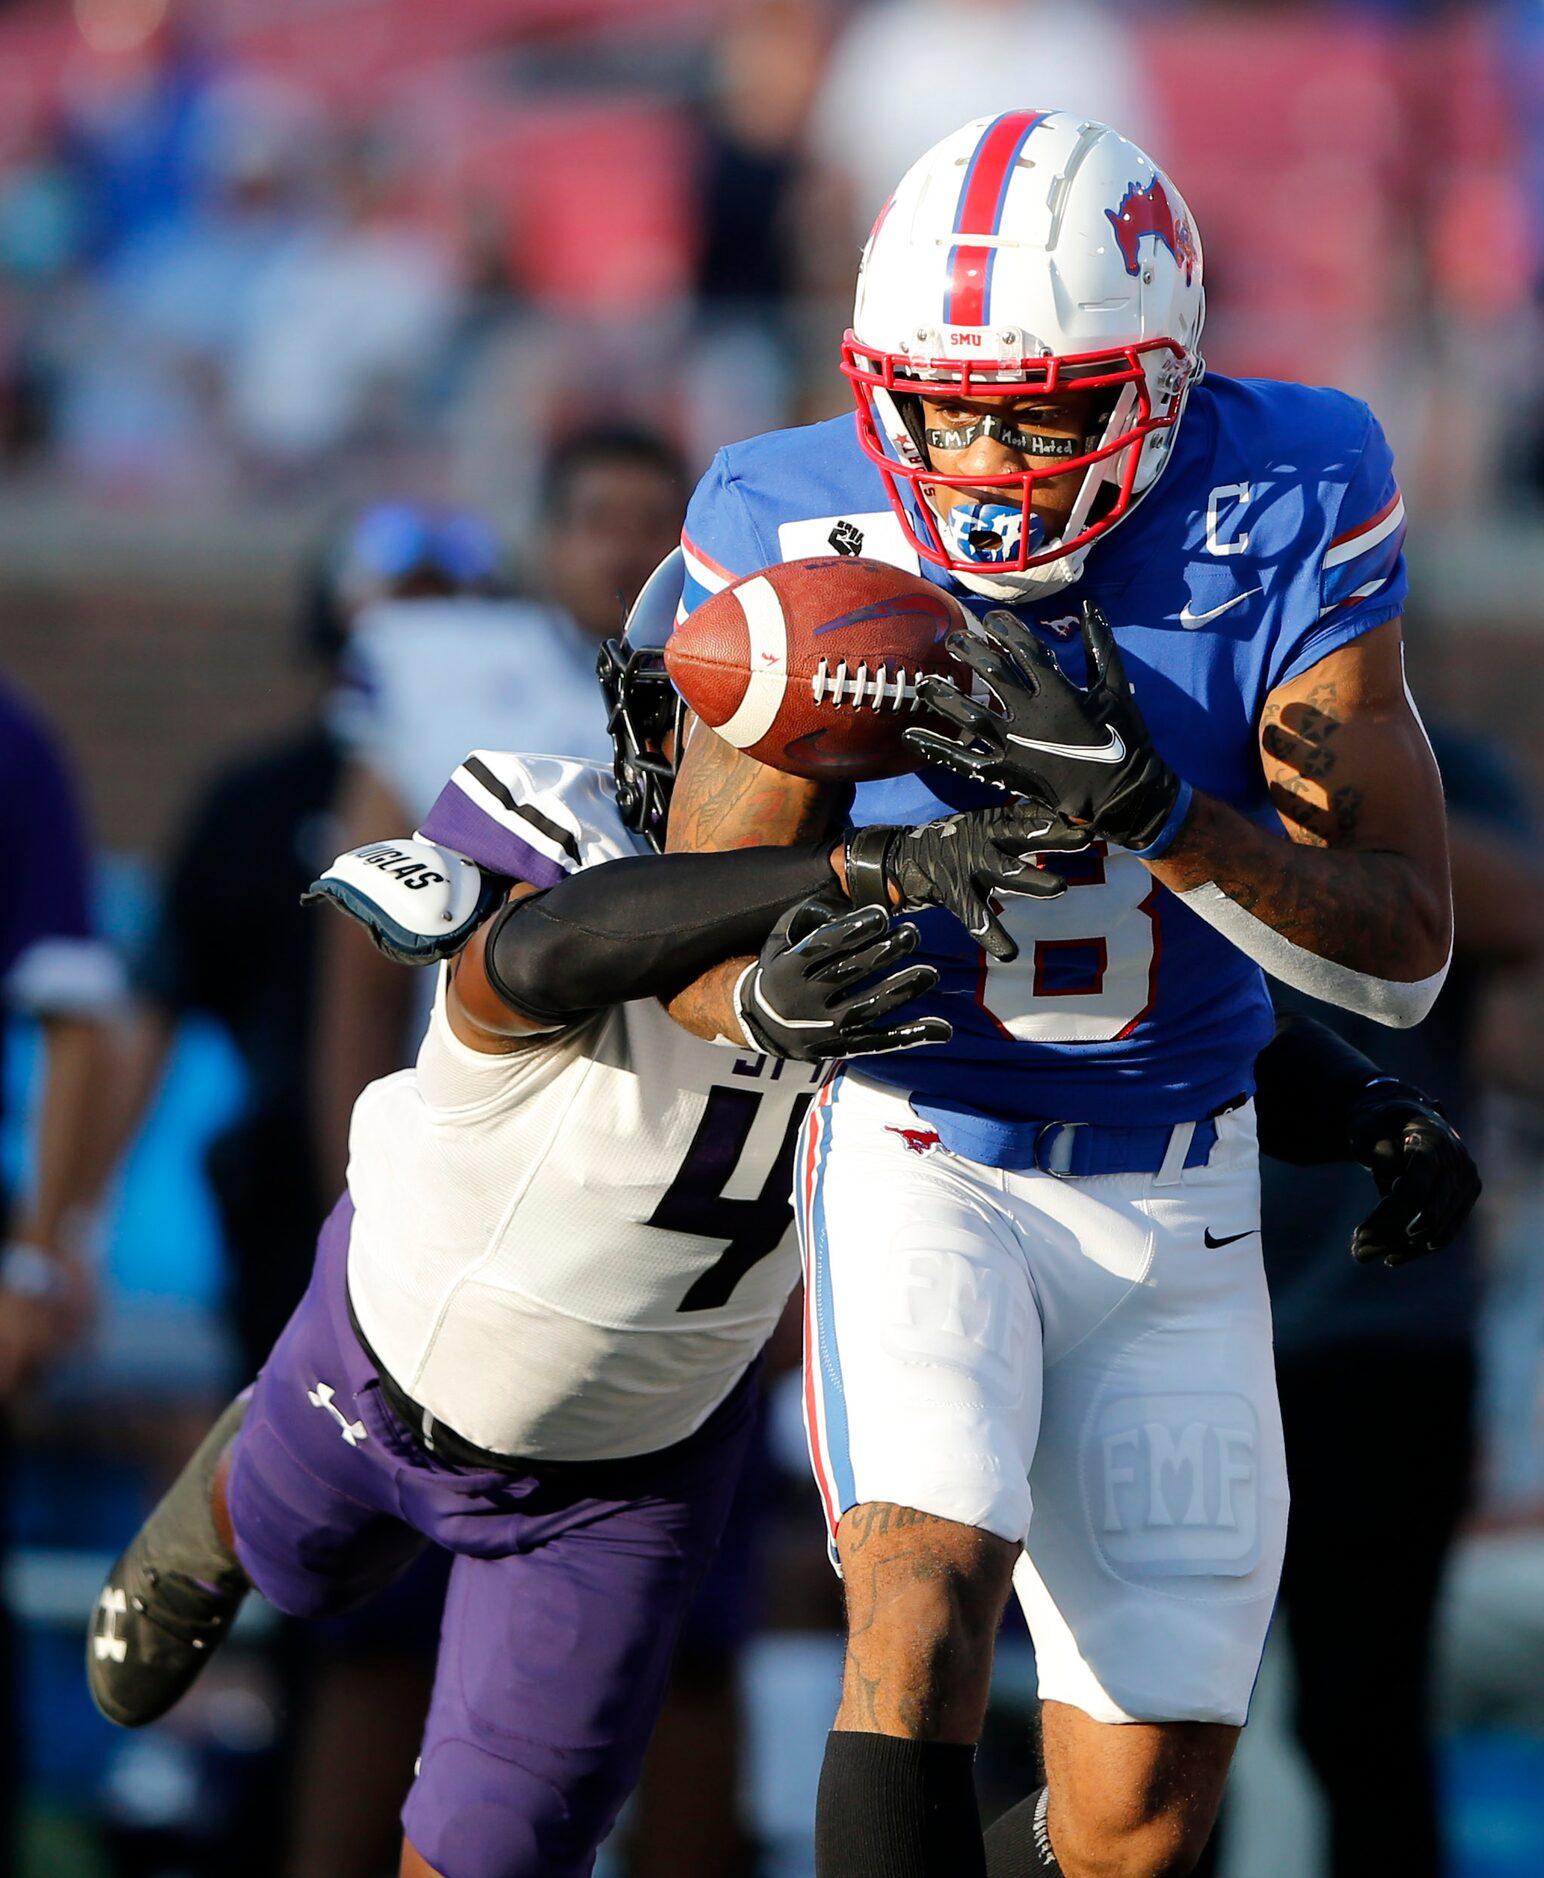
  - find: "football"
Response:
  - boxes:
[665,557,964,781]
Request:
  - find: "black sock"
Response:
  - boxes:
[815,1731,985,1878]
[984,1786,1064,1875]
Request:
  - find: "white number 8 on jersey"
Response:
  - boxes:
[979,846,1158,1043]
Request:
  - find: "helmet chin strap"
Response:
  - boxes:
[950,550,1090,603]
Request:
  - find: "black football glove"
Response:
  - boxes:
[1344,1082,1482,1267]
[734,898,952,1062]
[843,801,1082,963]
[903,601,1185,853]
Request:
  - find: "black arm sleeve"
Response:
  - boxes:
[1253,1012,1421,1165]
[482,841,841,1024]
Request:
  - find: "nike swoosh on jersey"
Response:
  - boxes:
[1179,589,1261,628]
[1004,726,1126,765]
[1203,1227,1258,1248]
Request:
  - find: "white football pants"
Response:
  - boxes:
[796,1067,1288,1726]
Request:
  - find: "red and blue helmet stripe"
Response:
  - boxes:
[943,110,1048,329]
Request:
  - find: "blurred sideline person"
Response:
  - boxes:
[312,424,687,1194]
[0,680,123,1867]
[682,0,829,466]
[110,504,501,1878]
[804,0,1160,272]
[1195,723,1544,1878]
[121,502,506,1368]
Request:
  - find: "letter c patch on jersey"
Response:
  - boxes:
[1205,483,1252,556]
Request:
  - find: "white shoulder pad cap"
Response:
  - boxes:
[303,837,503,966]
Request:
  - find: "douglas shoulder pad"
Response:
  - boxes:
[303,837,504,965]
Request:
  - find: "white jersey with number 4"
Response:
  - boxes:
[343,753,822,1461]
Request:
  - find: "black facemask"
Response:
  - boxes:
[597,638,685,853]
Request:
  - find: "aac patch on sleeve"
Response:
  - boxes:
[303,836,504,966]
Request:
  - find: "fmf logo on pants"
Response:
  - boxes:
[1092,1393,1259,1576]
[882,1250,1030,1405]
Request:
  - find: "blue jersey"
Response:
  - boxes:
[679,375,1409,1159]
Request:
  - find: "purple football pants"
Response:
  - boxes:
[226,1197,758,1878]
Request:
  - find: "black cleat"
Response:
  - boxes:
[88,1394,253,1727]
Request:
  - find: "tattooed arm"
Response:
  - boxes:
[1148,619,1451,1003]
[665,720,848,855]
[664,956,753,1044]
[663,726,849,1039]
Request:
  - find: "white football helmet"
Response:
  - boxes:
[842,110,1205,601]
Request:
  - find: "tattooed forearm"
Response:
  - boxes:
[664,956,750,1042]
[658,731,852,1041]
[667,724,842,855]
[1150,790,1446,977]
[1261,686,1342,784]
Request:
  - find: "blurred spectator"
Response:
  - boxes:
[1500,0,1544,504]
[1434,1085,1544,1752]
[328,429,682,839]
[683,0,831,458]
[0,138,88,289]
[227,128,461,476]
[110,75,327,410]
[116,509,424,1375]
[43,69,330,490]
[56,17,214,264]
[312,426,688,1191]
[695,0,827,312]
[0,680,123,1867]
[110,70,327,354]
[1197,721,1544,1878]
[1507,0,1544,290]
[38,65,463,492]
[806,0,1163,255]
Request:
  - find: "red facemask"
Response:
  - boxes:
[840,334,1192,577]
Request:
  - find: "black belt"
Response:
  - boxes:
[345,1283,746,1483]
[347,1284,566,1476]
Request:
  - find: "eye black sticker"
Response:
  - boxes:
[923,413,1084,457]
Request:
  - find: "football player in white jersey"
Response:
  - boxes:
[84,552,1079,1878]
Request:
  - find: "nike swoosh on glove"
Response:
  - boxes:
[734,898,952,1062]
[903,601,1186,854]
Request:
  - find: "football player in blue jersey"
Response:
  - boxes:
[86,538,1473,1878]
[663,113,1455,1878]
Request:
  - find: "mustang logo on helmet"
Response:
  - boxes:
[1106,176,1199,286]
